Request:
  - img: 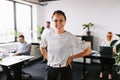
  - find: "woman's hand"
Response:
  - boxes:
[66,56,73,68]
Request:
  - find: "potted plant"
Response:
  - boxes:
[110,34,120,74]
[82,22,94,36]
[37,25,45,40]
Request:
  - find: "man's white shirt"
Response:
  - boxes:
[41,27,53,38]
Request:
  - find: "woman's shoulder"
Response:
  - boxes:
[64,31,77,40]
[65,31,74,36]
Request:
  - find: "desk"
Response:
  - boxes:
[0,55,34,80]
[81,53,114,80]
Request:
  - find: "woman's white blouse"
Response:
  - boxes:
[40,31,88,67]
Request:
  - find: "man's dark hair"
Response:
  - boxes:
[107,31,112,35]
[19,35,24,39]
[46,21,50,24]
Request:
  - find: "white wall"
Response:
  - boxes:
[31,5,45,41]
[37,0,120,51]
[36,5,45,26]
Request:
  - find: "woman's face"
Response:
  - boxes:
[106,33,112,41]
[52,13,66,30]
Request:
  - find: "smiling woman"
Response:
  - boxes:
[40,10,91,80]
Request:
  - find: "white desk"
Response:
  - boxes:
[0,55,34,66]
[0,55,34,80]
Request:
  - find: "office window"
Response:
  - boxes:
[0,1,33,43]
[0,1,14,43]
[16,3,32,41]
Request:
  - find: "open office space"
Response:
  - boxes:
[0,0,120,80]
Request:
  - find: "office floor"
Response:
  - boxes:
[0,59,119,80]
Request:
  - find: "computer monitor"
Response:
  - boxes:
[99,46,113,57]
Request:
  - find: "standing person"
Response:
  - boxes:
[40,10,92,80]
[99,32,115,80]
[41,21,53,63]
[41,21,53,38]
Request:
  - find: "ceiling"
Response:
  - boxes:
[22,0,58,5]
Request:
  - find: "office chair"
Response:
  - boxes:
[21,44,32,79]
[21,61,32,79]
[9,61,32,80]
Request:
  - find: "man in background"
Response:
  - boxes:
[41,21,53,63]
[41,21,53,38]
[12,35,31,56]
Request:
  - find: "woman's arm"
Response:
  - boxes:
[66,47,92,66]
[71,47,92,58]
[40,47,48,59]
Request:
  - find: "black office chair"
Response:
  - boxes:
[21,61,32,79]
[21,44,32,79]
[9,62,32,80]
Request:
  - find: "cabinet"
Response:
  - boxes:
[76,35,93,49]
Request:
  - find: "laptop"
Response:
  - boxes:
[0,48,10,58]
[99,46,113,58]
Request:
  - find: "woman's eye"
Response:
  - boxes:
[54,19,64,22]
[54,20,57,22]
[60,20,63,22]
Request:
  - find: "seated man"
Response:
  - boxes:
[99,32,115,80]
[1,35,31,80]
[12,35,31,56]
